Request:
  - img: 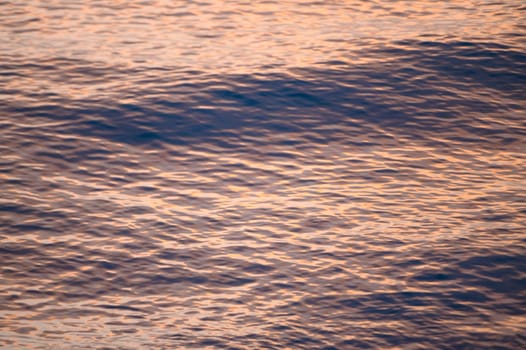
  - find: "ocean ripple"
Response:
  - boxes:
[1,1,525,349]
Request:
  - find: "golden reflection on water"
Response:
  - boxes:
[2,0,525,74]
[1,0,526,349]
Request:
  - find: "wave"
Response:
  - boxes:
[2,41,524,149]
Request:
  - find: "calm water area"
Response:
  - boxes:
[1,1,525,349]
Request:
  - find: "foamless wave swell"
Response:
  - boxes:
[1,1,525,349]
[2,41,525,149]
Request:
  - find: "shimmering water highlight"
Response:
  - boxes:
[1,1,525,349]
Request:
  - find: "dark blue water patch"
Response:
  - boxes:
[2,41,524,150]
[419,41,525,94]
[150,274,209,285]
[0,245,40,256]
[413,271,456,282]
[97,304,145,313]
[448,290,490,303]
[459,254,526,270]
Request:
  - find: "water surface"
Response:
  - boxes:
[1,1,526,349]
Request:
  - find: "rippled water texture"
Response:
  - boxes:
[1,1,526,349]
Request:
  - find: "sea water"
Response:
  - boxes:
[1,1,525,349]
